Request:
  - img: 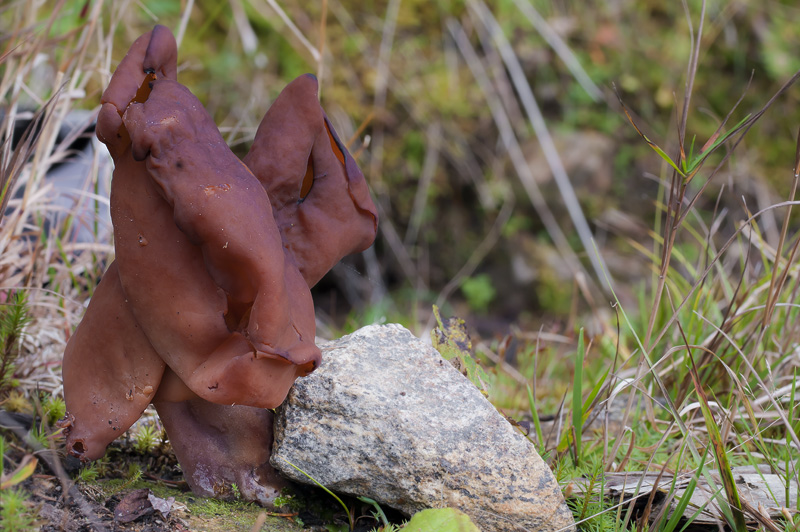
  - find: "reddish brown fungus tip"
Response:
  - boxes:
[143,25,178,78]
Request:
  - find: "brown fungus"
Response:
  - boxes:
[60,262,165,461]
[60,25,379,505]
[153,399,286,506]
[119,78,320,406]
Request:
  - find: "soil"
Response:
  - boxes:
[0,410,388,532]
[21,473,309,531]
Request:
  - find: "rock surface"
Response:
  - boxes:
[272,324,575,532]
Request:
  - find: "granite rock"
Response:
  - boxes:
[272,324,575,532]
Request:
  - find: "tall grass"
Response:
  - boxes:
[483,1,800,528]
[1,2,114,399]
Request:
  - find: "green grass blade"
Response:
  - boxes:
[663,445,708,532]
[357,496,389,527]
[581,367,609,423]
[651,140,686,177]
[685,113,752,176]
[572,328,584,465]
[527,384,545,450]
[280,457,353,531]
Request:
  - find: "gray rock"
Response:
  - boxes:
[272,324,575,532]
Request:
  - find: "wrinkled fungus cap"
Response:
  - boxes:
[95,25,178,157]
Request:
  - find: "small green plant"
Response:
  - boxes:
[108,463,144,494]
[273,488,304,512]
[127,463,142,483]
[0,292,31,398]
[133,424,160,454]
[75,463,99,484]
[41,395,66,427]
[0,488,36,531]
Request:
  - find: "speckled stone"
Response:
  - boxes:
[272,324,575,532]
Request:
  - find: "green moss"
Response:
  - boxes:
[95,480,304,532]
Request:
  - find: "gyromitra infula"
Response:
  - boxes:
[59,25,378,505]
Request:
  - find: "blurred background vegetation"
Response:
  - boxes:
[6,0,800,333]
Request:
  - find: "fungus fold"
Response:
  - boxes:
[59,25,378,505]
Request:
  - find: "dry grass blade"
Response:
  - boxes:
[739,498,783,532]
[510,0,602,102]
[635,461,670,532]
[249,511,268,532]
[446,17,587,282]
[470,0,608,292]
[0,106,46,223]
[248,0,321,62]
[175,0,196,48]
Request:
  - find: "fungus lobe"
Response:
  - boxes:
[243,74,378,287]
